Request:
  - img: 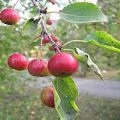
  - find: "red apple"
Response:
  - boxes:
[46,19,53,25]
[0,8,20,25]
[48,52,78,77]
[28,59,50,77]
[42,35,59,45]
[48,0,56,4]
[41,87,55,108]
[49,41,62,51]
[8,53,28,70]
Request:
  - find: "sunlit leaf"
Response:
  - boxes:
[53,77,79,120]
[73,48,103,80]
[22,18,40,35]
[60,2,108,23]
[85,31,120,53]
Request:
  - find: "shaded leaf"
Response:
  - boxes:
[73,48,103,80]
[29,38,41,47]
[29,8,38,16]
[53,77,79,120]
[22,18,40,35]
[60,2,108,23]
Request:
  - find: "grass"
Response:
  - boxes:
[0,63,120,120]
[0,80,57,120]
[0,71,120,120]
[76,95,120,120]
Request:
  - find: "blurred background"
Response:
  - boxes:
[0,0,120,120]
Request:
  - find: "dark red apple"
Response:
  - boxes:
[28,59,50,77]
[42,35,58,45]
[41,87,55,108]
[48,52,78,77]
[8,53,28,70]
[49,41,62,51]
[0,8,20,25]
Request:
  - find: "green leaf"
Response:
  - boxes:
[29,38,41,47]
[30,8,38,16]
[73,48,103,80]
[53,77,79,120]
[22,18,40,35]
[85,31,120,53]
[60,2,108,23]
[0,0,5,9]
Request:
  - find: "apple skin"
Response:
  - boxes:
[46,19,53,25]
[42,35,58,45]
[48,52,78,77]
[48,0,56,4]
[0,8,20,25]
[8,53,29,70]
[41,87,55,108]
[28,59,50,77]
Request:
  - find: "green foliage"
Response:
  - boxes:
[29,37,41,47]
[85,31,120,53]
[60,2,108,23]
[53,77,79,120]
[0,0,4,9]
[22,18,40,35]
[1,1,120,120]
[73,47,103,80]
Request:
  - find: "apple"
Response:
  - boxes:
[48,52,78,77]
[0,8,20,25]
[48,0,56,4]
[42,34,58,45]
[28,59,50,77]
[41,87,55,108]
[46,19,53,25]
[8,53,28,70]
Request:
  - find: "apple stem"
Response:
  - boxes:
[62,40,87,47]
[47,11,60,14]
[39,35,43,59]
[40,19,60,53]
[13,0,20,8]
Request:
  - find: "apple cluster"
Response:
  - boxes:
[7,44,78,108]
[1,3,78,108]
[7,51,78,108]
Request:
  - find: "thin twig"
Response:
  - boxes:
[41,19,60,53]
[47,11,60,14]
[39,35,43,59]
[31,0,60,53]
[31,0,38,8]
[13,0,20,8]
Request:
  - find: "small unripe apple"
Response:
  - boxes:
[41,87,55,108]
[49,41,62,51]
[0,8,20,25]
[28,59,50,77]
[42,35,58,45]
[8,53,29,70]
[48,0,56,4]
[48,52,78,77]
